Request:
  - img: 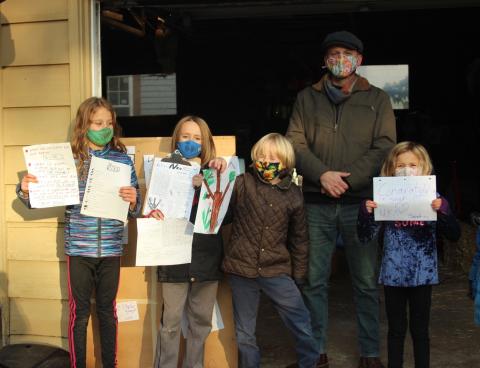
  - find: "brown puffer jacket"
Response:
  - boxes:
[222,170,309,281]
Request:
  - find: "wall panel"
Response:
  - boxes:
[8,260,67,299]
[7,226,65,261]
[10,298,68,336]
[0,0,68,24]
[2,65,70,107]
[3,107,71,145]
[1,21,69,66]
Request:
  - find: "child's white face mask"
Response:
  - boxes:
[395,166,420,177]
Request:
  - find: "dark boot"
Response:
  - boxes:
[358,357,385,368]
[316,353,329,368]
[285,353,329,368]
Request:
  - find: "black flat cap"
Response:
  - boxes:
[320,31,364,54]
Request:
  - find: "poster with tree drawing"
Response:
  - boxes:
[194,156,239,234]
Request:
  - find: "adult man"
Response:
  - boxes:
[286,31,396,368]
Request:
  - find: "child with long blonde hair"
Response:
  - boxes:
[358,141,460,368]
[18,97,141,368]
[149,115,227,368]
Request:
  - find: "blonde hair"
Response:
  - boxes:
[170,115,216,166]
[380,141,433,176]
[71,97,126,175]
[251,133,296,170]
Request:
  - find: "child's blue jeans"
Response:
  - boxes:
[228,274,319,368]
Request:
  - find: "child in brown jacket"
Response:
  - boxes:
[223,133,323,368]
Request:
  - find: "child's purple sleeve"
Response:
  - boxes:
[357,200,381,244]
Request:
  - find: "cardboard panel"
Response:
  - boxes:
[10,298,68,336]
[9,260,67,300]
[1,21,69,66]
[204,282,238,368]
[3,65,70,107]
[0,0,67,24]
[117,266,155,300]
[3,107,71,146]
[5,184,65,223]
[7,226,65,261]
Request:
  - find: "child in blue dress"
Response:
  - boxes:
[358,141,460,368]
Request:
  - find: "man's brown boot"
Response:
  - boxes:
[316,353,329,368]
[358,357,385,368]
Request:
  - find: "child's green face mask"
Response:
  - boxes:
[87,128,113,146]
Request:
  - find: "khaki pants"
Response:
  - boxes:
[153,281,219,368]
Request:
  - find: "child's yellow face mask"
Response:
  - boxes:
[254,161,284,181]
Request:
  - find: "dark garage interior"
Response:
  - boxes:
[100,0,480,220]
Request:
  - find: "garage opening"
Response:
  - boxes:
[98,1,480,219]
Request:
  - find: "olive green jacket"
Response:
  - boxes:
[286,74,396,201]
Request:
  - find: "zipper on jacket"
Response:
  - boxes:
[97,218,101,257]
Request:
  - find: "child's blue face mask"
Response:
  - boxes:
[176,140,201,159]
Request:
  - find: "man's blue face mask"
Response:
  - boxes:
[176,140,202,159]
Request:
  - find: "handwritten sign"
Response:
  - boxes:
[80,155,131,222]
[373,175,437,221]
[23,143,80,208]
[135,218,193,266]
[194,156,239,234]
[116,301,140,322]
[142,158,200,219]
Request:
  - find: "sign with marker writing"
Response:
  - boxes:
[142,157,200,219]
[81,155,131,222]
[373,175,437,221]
[23,143,80,208]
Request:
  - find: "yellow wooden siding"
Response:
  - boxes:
[9,335,68,350]
[9,260,67,299]
[1,21,69,66]
[3,107,71,145]
[5,185,64,223]
[2,65,70,107]
[0,0,68,24]
[10,298,68,336]
[4,146,26,185]
[0,0,92,353]
[7,226,65,262]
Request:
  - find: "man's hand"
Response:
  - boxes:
[320,171,350,198]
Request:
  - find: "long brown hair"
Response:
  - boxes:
[71,97,126,172]
[170,115,216,166]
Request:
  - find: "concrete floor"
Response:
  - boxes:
[256,252,480,368]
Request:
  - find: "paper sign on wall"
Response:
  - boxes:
[116,301,140,322]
